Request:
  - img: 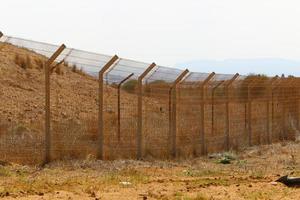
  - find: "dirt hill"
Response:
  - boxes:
[0,43,167,163]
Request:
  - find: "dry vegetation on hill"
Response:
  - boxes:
[0,43,168,163]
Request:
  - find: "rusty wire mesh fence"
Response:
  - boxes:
[0,32,299,165]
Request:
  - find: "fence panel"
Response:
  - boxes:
[1,33,300,164]
[0,37,57,164]
[177,72,210,157]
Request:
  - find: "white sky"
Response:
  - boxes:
[1,0,300,72]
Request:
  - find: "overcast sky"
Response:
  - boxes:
[1,0,300,75]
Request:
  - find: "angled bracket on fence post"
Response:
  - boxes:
[169,69,189,158]
[199,72,215,155]
[44,44,66,165]
[98,55,119,160]
[137,63,156,159]
[267,76,279,144]
[224,73,239,151]
[117,73,134,141]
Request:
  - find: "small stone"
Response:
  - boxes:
[270,182,278,185]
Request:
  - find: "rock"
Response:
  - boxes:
[119,181,132,186]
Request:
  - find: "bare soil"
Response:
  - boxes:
[0,142,299,199]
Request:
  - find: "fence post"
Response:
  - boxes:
[224,73,239,151]
[44,44,66,164]
[200,72,215,155]
[211,81,225,150]
[247,85,252,146]
[296,80,299,130]
[272,78,285,141]
[267,76,278,144]
[271,83,276,142]
[169,69,189,158]
[98,55,119,160]
[117,73,134,141]
[137,63,156,159]
[285,78,297,140]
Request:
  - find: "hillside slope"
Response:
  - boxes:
[0,43,166,163]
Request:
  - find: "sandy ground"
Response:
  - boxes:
[0,142,299,200]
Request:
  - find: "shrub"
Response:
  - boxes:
[144,80,169,94]
[239,74,269,100]
[71,64,87,76]
[14,54,27,69]
[122,79,138,93]
[35,58,44,69]
[72,64,77,72]
[26,55,32,69]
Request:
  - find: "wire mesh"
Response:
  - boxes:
[142,66,184,158]
[0,39,46,164]
[103,59,151,159]
[1,33,299,164]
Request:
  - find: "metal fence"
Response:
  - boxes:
[0,32,299,164]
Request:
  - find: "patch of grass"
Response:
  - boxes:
[182,168,224,177]
[174,191,184,199]
[249,169,265,180]
[179,194,209,200]
[0,167,11,177]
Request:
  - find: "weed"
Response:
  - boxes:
[182,168,223,177]
[0,167,11,177]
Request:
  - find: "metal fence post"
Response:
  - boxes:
[44,44,66,164]
[98,55,119,160]
[137,63,156,159]
[296,82,299,130]
[267,76,278,144]
[224,73,239,151]
[246,78,260,147]
[199,72,215,155]
[211,81,224,147]
[117,73,134,141]
[247,83,252,146]
[169,69,189,158]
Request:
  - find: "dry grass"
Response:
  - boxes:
[0,142,299,199]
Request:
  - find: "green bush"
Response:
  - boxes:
[122,79,138,93]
